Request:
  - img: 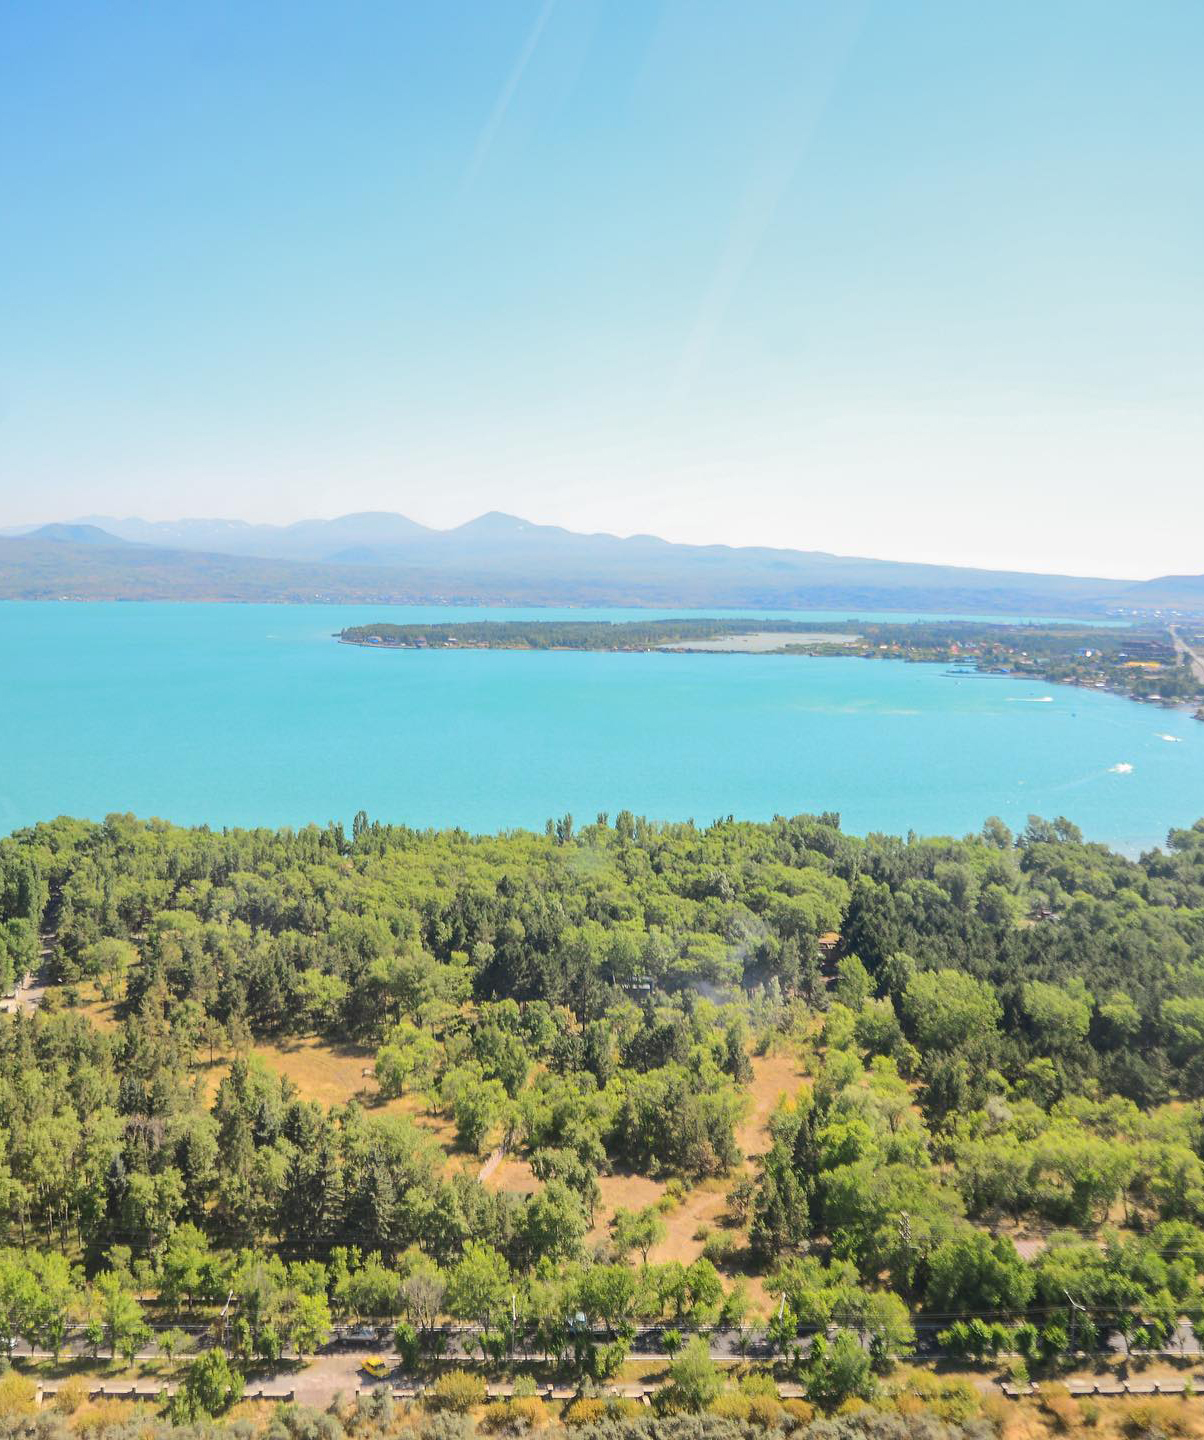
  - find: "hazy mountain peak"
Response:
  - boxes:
[28,523,127,546]
[6,507,1200,613]
[289,511,431,534]
[452,511,539,536]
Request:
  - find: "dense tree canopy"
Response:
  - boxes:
[3,807,1204,1369]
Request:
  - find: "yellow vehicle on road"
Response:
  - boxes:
[362,1357,391,1381]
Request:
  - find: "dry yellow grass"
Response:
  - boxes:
[0,1372,37,1419]
[68,1398,143,1434]
[738,1051,807,1159]
[247,1034,380,1107]
[195,1035,466,1158]
[64,982,121,1033]
[482,1155,540,1194]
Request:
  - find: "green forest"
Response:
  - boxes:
[5,807,1204,1431]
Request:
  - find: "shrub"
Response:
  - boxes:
[891,1371,981,1425]
[738,1373,779,1398]
[1039,1383,1080,1434]
[977,1394,1009,1436]
[563,1399,606,1427]
[394,1320,422,1369]
[354,1388,394,1429]
[424,1372,487,1415]
[932,1380,982,1425]
[0,1372,37,1419]
[988,1323,1014,1355]
[267,1401,344,1440]
[507,1396,548,1429]
[54,1377,89,1416]
[1080,1399,1102,1428]
[159,1326,192,1367]
[937,1321,971,1357]
[1040,1323,1070,1361]
[708,1395,752,1421]
[71,1399,143,1435]
[781,1398,814,1428]
[747,1395,784,1428]
[563,1397,640,1426]
[701,1233,739,1266]
[418,1417,475,1440]
[892,1394,925,1419]
[1123,1398,1199,1440]
[479,1396,549,1433]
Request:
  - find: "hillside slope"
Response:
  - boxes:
[4,513,1191,612]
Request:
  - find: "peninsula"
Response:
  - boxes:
[339,617,1204,715]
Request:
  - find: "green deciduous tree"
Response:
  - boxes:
[446,1242,510,1330]
[802,1329,875,1411]
[172,1348,244,1420]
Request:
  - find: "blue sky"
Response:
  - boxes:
[1,0,1201,578]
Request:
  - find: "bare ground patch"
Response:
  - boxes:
[738,1052,808,1161]
[481,1154,540,1195]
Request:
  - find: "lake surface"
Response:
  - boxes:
[1,603,1199,853]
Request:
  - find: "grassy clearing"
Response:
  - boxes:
[60,976,809,1285]
[194,1035,467,1162]
[62,980,121,1032]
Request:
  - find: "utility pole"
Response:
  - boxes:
[1063,1289,1085,1356]
[898,1210,914,1295]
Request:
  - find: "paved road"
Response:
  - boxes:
[1171,626,1204,686]
[0,958,51,1015]
[16,1315,1200,1372]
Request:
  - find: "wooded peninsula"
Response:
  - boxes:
[339,619,1204,715]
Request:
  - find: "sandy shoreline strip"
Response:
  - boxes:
[657,631,860,653]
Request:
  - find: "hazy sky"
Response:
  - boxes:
[1,1,1201,579]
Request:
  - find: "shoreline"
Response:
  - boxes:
[338,635,1204,722]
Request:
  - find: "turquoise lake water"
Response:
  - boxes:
[1,603,1200,853]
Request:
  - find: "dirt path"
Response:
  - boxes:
[583,1048,808,1285]
[478,1146,507,1183]
[736,1051,806,1163]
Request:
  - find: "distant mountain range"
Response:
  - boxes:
[1,511,1201,613]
